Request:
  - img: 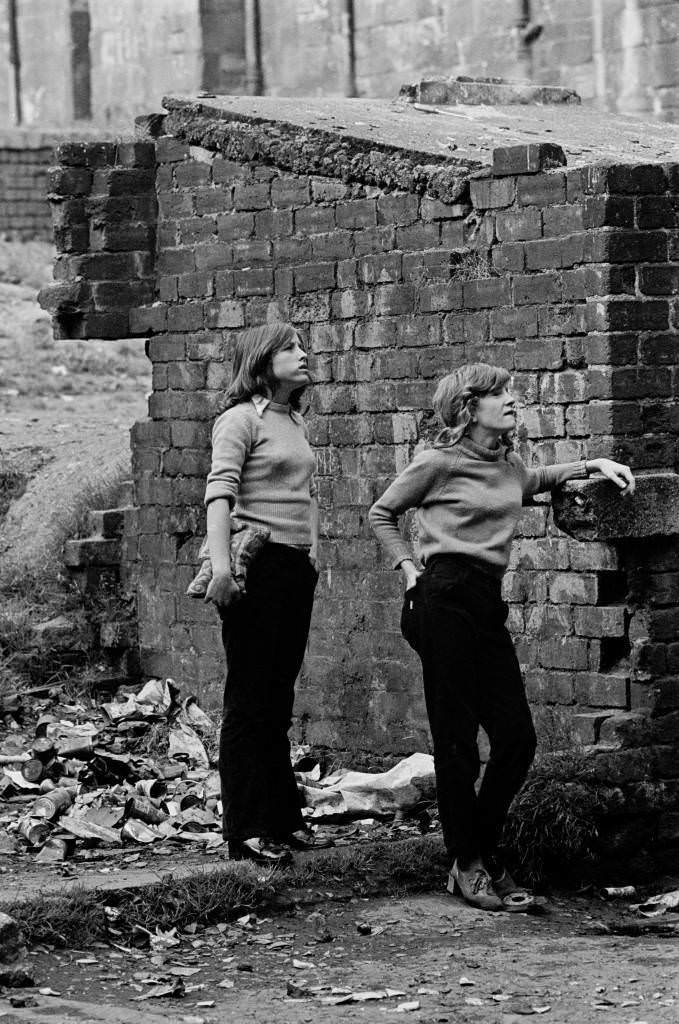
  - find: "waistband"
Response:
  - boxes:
[424,553,503,591]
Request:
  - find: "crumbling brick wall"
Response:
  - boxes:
[39,102,679,854]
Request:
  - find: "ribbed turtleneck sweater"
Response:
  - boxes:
[369,437,587,578]
[204,397,316,547]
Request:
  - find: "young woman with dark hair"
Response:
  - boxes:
[369,363,635,910]
[204,323,323,864]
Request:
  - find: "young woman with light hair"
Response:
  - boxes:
[369,363,635,910]
[204,323,324,864]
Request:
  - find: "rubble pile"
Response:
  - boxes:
[0,678,224,862]
[0,677,439,868]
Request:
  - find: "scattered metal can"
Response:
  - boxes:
[19,817,51,847]
[600,885,638,900]
[125,797,168,825]
[55,735,94,759]
[39,779,56,793]
[136,778,166,799]
[35,838,73,862]
[120,819,158,844]
[31,788,73,821]
[32,738,55,762]
[21,758,45,784]
[179,792,202,811]
[35,714,57,738]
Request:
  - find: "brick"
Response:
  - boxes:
[610,366,672,399]
[538,303,587,336]
[92,280,152,309]
[589,163,668,195]
[539,370,589,404]
[513,538,570,571]
[56,141,117,167]
[639,266,679,295]
[574,606,626,637]
[524,669,574,705]
[538,637,589,671]
[462,278,511,309]
[490,305,538,339]
[233,181,270,210]
[583,196,635,228]
[515,338,563,372]
[495,209,542,242]
[491,243,525,274]
[271,177,310,207]
[542,204,584,236]
[513,272,561,305]
[587,400,642,433]
[234,268,274,296]
[420,198,468,221]
[195,242,232,271]
[178,216,217,244]
[374,284,415,316]
[158,192,193,218]
[583,332,638,366]
[336,199,377,230]
[217,211,255,241]
[562,265,635,301]
[47,166,92,196]
[273,236,313,263]
[177,271,213,298]
[332,289,372,318]
[358,253,402,285]
[175,162,211,187]
[639,333,679,364]
[549,572,599,603]
[520,404,565,436]
[525,604,572,637]
[591,230,667,263]
[354,320,396,349]
[232,239,271,265]
[469,176,515,209]
[310,231,353,261]
[294,262,336,292]
[587,298,668,332]
[289,292,332,323]
[294,206,335,234]
[394,223,440,249]
[129,302,168,334]
[517,172,567,206]
[444,312,488,345]
[92,167,155,196]
[637,196,675,229]
[574,673,629,707]
[492,143,566,176]
[418,282,463,312]
[167,303,204,332]
[156,137,189,163]
[377,193,419,226]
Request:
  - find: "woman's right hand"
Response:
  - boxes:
[400,558,422,592]
[205,569,241,610]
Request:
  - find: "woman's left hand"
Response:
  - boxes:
[588,458,636,495]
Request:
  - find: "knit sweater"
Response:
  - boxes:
[204,396,316,547]
[369,437,588,578]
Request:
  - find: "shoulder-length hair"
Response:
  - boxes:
[221,324,308,412]
[432,363,513,449]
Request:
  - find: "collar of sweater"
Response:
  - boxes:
[458,436,507,462]
[251,394,301,422]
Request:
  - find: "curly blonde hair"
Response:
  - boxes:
[432,363,513,449]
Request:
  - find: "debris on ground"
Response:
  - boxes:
[630,888,679,918]
[0,682,439,871]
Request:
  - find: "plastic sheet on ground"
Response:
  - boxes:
[168,722,209,768]
[299,753,435,820]
[101,678,176,723]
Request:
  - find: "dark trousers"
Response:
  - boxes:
[219,543,318,841]
[404,555,537,866]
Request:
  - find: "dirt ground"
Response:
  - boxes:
[2,887,678,1024]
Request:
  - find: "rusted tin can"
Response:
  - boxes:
[35,837,74,862]
[21,758,45,784]
[31,788,72,820]
[135,778,166,799]
[125,797,168,825]
[32,738,56,762]
[19,817,51,846]
[35,714,57,738]
[56,735,94,759]
[39,778,56,793]
[120,819,158,844]
[179,792,202,811]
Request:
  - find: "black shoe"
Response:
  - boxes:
[228,837,292,864]
[283,827,334,851]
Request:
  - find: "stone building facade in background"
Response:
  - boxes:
[2,0,679,128]
[39,93,679,856]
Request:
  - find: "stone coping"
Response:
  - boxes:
[553,471,679,541]
[162,94,679,170]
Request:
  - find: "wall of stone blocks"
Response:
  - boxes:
[39,131,679,849]
[0,133,53,239]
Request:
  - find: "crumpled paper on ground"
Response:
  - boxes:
[299,753,435,820]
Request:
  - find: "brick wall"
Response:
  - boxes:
[0,132,53,239]
[39,118,679,850]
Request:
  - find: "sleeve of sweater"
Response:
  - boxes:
[204,405,255,507]
[510,452,588,498]
[369,449,449,569]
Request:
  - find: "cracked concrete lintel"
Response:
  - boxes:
[552,472,679,541]
[163,97,480,204]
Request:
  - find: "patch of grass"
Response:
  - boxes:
[449,249,496,281]
[0,240,55,290]
[7,837,447,948]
